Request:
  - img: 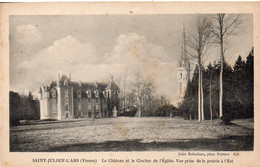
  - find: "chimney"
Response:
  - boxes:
[69,73,71,81]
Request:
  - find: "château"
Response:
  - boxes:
[38,73,120,120]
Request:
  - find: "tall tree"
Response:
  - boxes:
[233,55,246,71]
[131,72,154,117]
[186,15,212,121]
[206,63,214,121]
[210,14,242,118]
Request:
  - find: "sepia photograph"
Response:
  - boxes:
[8,13,254,152]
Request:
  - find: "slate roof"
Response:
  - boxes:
[49,79,119,98]
[71,82,107,98]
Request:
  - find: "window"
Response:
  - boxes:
[107,90,111,98]
[51,88,56,98]
[77,90,81,98]
[64,79,68,86]
[65,96,69,103]
[103,91,107,98]
[96,98,98,102]
[96,104,99,110]
[86,90,91,98]
[88,104,91,110]
[95,90,99,98]
[78,103,81,110]
[88,112,92,117]
[65,104,69,111]
[65,89,69,97]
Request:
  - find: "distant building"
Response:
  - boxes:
[177,25,190,103]
[38,73,120,120]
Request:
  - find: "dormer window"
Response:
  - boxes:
[86,90,91,98]
[51,88,56,98]
[64,79,68,86]
[94,90,99,98]
[107,90,111,98]
[103,91,107,98]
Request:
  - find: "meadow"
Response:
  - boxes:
[10,117,253,152]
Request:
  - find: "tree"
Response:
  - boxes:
[186,15,213,121]
[210,14,242,118]
[206,63,214,121]
[245,48,254,118]
[9,91,40,126]
[232,48,254,118]
[131,72,154,117]
[10,91,21,125]
[233,55,246,71]
[180,48,253,121]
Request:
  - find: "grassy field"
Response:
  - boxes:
[10,117,254,152]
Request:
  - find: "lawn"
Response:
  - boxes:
[10,117,254,152]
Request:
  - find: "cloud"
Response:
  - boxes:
[15,24,42,45]
[105,33,178,103]
[105,33,172,76]
[19,35,97,68]
[106,33,170,63]
[13,33,178,103]
[14,35,101,94]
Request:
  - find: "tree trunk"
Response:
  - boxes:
[123,74,126,114]
[198,63,201,122]
[210,79,213,122]
[201,69,204,120]
[219,14,224,119]
[219,37,224,118]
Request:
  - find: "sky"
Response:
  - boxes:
[9,14,253,104]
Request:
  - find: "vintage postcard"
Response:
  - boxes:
[1,2,260,167]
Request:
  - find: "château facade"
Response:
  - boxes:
[177,26,190,103]
[38,73,120,120]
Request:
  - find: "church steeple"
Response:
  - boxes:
[179,24,190,82]
[177,24,191,102]
[182,24,187,63]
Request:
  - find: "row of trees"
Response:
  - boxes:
[9,91,40,126]
[183,14,245,121]
[179,48,254,120]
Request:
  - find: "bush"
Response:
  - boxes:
[123,106,138,117]
[220,114,232,125]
